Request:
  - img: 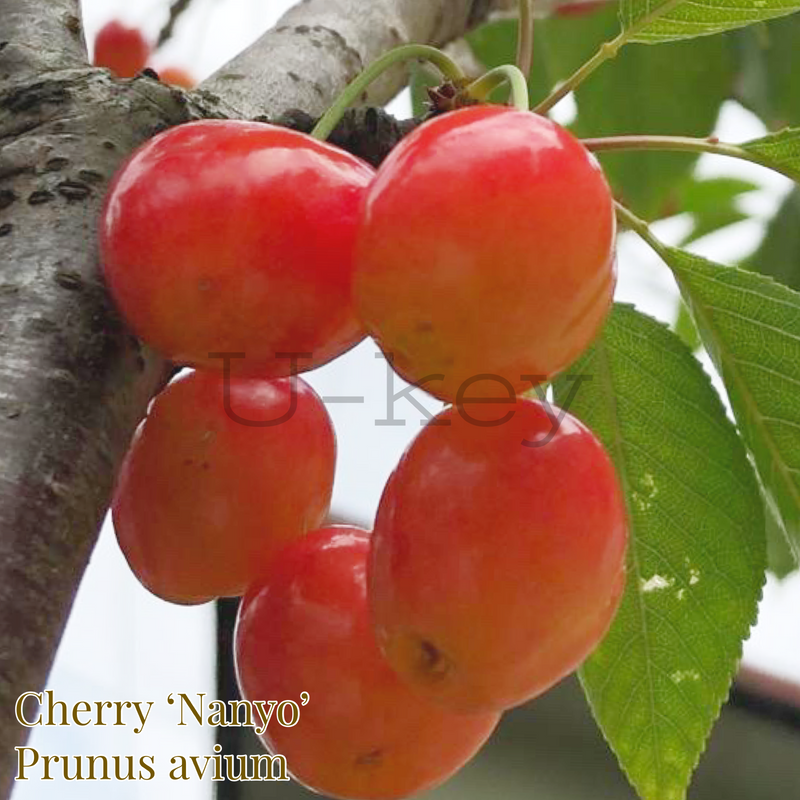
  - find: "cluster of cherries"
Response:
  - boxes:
[93,19,195,88]
[101,89,629,797]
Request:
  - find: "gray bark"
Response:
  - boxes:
[204,0,493,119]
[0,0,496,793]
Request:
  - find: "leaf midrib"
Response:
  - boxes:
[593,332,665,791]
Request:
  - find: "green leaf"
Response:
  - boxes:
[662,247,800,557]
[672,299,702,351]
[620,0,800,44]
[765,493,798,578]
[465,17,516,70]
[735,15,800,129]
[745,187,800,289]
[465,17,556,107]
[555,304,765,800]
[675,176,759,246]
[740,128,800,182]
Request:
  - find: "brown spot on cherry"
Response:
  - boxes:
[354,748,383,767]
[416,639,451,682]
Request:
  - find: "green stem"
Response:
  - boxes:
[466,65,530,110]
[582,134,787,177]
[533,33,623,114]
[532,0,683,115]
[310,44,465,140]
[583,134,745,159]
[614,201,670,258]
[516,0,534,78]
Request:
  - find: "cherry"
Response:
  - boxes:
[369,396,628,713]
[555,0,611,16]
[100,120,374,377]
[112,370,335,604]
[93,21,151,78]
[354,105,616,402]
[158,67,196,88]
[235,526,499,800]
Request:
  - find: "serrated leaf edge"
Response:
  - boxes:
[575,304,765,800]
[672,253,800,559]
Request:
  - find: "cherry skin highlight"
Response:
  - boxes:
[235,526,499,800]
[112,370,335,604]
[355,105,616,402]
[100,120,373,377]
[369,396,628,713]
[93,21,151,78]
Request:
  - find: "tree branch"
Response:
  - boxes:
[0,0,498,793]
[0,68,228,794]
[1,0,86,79]
[203,0,496,119]
[277,106,419,167]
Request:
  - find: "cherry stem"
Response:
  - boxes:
[614,201,672,261]
[532,0,683,115]
[533,34,623,114]
[311,44,465,141]
[516,0,535,79]
[582,134,791,179]
[466,65,530,110]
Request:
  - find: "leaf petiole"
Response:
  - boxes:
[583,133,799,183]
[532,0,683,115]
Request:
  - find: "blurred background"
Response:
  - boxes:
[11,0,800,797]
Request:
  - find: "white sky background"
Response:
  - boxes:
[11,1,800,797]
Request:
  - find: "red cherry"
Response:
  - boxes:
[100,120,374,377]
[235,526,499,800]
[369,396,628,713]
[158,66,196,88]
[556,0,611,16]
[93,20,151,78]
[355,105,616,402]
[112,370,335,604]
